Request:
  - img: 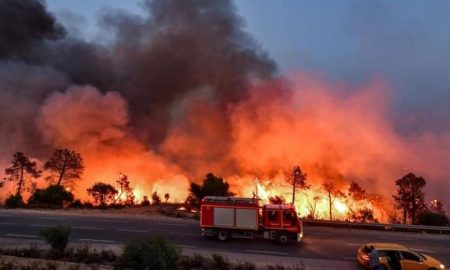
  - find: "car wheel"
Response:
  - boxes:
[216,230,229,242]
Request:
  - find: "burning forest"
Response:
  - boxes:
[1,0,450,224]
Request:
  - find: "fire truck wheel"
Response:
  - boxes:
[277,233,289,245]
[216,230,230,242]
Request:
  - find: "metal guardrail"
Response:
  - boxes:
[301,219,450,234]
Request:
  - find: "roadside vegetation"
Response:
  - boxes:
[0,227,310,270]
[1,150,449,226]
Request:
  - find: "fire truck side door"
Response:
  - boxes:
[282,210,297,228]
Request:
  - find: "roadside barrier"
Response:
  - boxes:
[302,219,450,234]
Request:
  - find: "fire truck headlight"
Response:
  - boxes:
[297,232,303,241]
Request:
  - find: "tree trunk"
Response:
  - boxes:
[402,208,407,224]
[57,164,66,186]
[115,188,123,204]
[411,194,416,225]
[328,194,333,221]
[16,166,24,196]
[291,180,296,204]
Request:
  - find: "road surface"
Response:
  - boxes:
[0,209,448,269]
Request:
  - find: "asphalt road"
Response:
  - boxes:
[0,210,449,269]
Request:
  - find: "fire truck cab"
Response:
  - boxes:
[200,196,303,244]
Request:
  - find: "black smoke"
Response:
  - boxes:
[0,0,65,61]
[0,0,276,154]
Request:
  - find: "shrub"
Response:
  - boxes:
[265,264,306,270]
[121,235,180,270]
[233,261,256,270]
[5,194,25,208]
[151,192,161,205]
[82,201,94,209]
[0,244,42,259]
[71,246,91,263]
[63,245,117,264]
[179,254,206,270]
[212,253,230,270]
[417,211,449,226]
[141,196,151,206]
[40,225,71,252]
[69,199,83,208]
[28,185,74,208]
[184,195,200,210]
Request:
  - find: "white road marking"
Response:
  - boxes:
[73,226,103,230]
[410,248,437,254]
[117,229,149,233]
[308,232,335,236]
[168,232,199,236]
[98,219,126,223]
[156,223,191,227]
[37,217,65,220]
[177,245,197,249]
[6,234,38,238]
[0,222,16,225]
[30,224,51,227]
[78,239,117,243]
[245,249,290,256]
[377,237,414,241]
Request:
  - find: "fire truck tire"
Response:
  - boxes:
[276,233,289,245]
[216,230,230,242]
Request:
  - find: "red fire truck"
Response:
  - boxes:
[200,196,303,244]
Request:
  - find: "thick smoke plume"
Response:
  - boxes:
[0,0,449,216]
[0,0,64,60]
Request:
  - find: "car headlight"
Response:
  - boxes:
[439,264,445,269]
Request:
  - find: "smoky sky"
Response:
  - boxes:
[0,0,276,150]
[0,0,64,61]
[237,0,450,135]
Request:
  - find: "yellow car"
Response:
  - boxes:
[357,243,445,270]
